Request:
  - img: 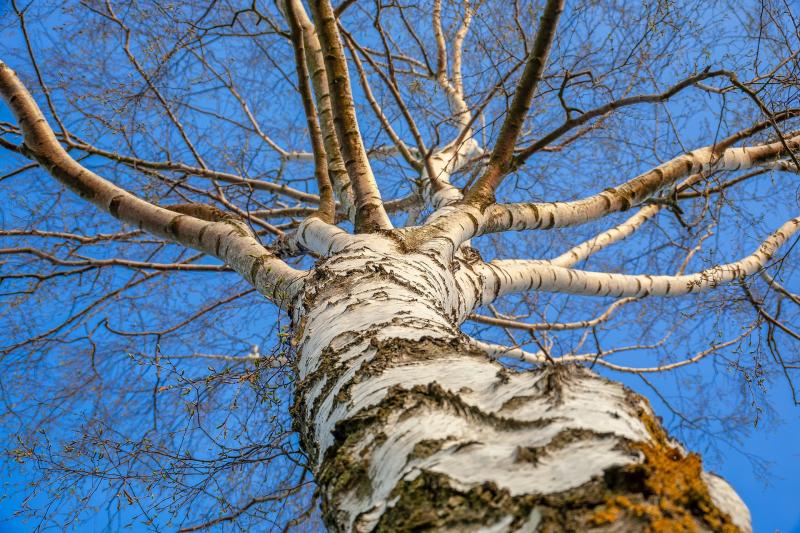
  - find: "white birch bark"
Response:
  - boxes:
[291,235,751,532]
[480,143,791,234]
[423,136,800,254]
[2,36,761,532]
[476,216,800,302]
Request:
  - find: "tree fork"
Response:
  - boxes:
[289,237,751,532]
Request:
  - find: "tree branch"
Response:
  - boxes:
[472,325,756,373]
[0,61,305,307]
[478,133,800,236]
[464,0,564,206]
[284,0,356,221]
[309,0,392,231]
[514,70,739,165]
[477,215,800,303]
[286,0,335,224]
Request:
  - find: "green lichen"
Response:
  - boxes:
[375,472,518,532]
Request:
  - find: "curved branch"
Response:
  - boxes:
[0,61,305,307]
[422,139,483,211]
[418,0,483,214]
[514,70,738,164]
[432,0,473,129]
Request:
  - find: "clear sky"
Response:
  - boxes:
[1,1,800,531]
[2,127,799,533]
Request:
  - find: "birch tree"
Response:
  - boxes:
[1,0,799,531]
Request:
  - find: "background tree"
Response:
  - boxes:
[1,0,799,531]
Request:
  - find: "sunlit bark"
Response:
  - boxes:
[291,235,750,531]
[5,1,797,529]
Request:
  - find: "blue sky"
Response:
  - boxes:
[2,1,800,531]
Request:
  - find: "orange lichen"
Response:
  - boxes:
[589,501,622,525]
[590,407,741,532]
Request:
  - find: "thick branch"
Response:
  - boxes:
[0,61,305,307]
[309,0,392,231]
[287,0,335,224]
[546,168,719,267]
[285,0,356,221]
[479,134,800,235]
[464,0,564,206]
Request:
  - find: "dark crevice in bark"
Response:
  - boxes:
[310,358,742,532]
[291,246,746,532]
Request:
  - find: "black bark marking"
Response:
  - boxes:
[197,222,211,246]
[515,428,616,465]
[108,194,125,218]
[464,210,480,233]
[542,211,555,229]
[600,192,612,211]
[165,214,186,238]
[249,256,263,284]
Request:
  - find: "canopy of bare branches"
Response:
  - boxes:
[1,0,799,530]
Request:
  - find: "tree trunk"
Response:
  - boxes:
[291,235,751,532]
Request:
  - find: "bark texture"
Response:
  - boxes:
[3,5,780,530]
[290,238,751,532]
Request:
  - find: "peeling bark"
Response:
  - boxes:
[290,238,751,532]
[1,14,771,529]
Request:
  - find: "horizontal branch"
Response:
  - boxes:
[0,124,322,203]
[477,216,800,303]
[0,228,146,244]
[469,296,635,331]
[0,247,230,272]
[473,324,756,373]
